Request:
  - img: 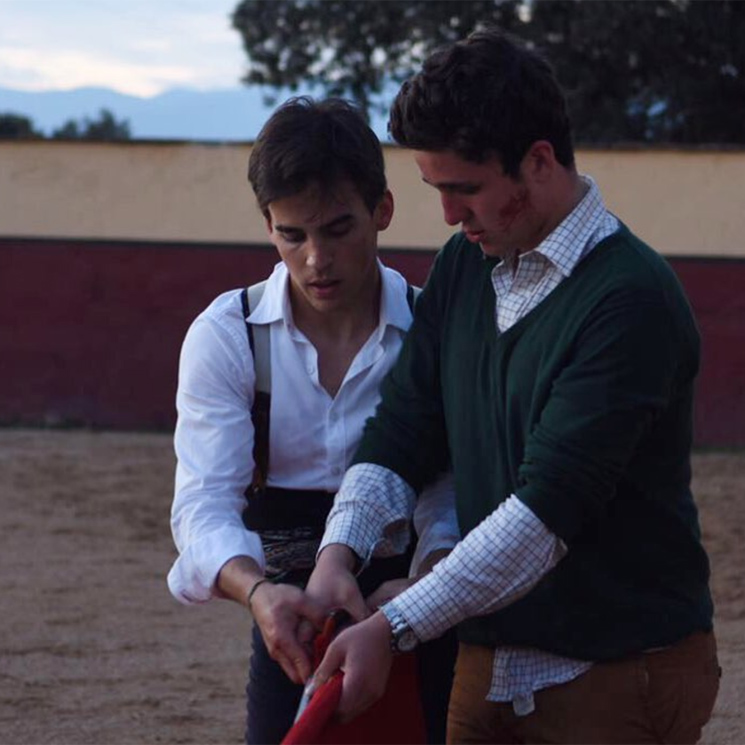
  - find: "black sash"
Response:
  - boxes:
[242,486,413,591]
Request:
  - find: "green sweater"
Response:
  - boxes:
[355,225,713,661]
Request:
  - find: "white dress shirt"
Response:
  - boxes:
[168,260,459,605]
[321,177,620,713]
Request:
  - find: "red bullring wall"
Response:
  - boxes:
[1,237,743,447]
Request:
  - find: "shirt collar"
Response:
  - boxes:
[245,262,289,325]
[532,174,611,277]
[245,259,412,333]
[378,261,414,333]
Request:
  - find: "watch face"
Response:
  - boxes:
[397,628,418,653]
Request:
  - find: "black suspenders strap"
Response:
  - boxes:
[241,285,271,492]
[407,283,422,311]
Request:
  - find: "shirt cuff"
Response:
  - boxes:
[167,526,265,604]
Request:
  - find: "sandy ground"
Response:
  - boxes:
[0,428,742,745]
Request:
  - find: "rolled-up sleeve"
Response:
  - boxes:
[320,463,417,563]
[168,313,264,604]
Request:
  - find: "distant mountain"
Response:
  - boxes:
[0,85,392,143]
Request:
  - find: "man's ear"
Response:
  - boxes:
[263,213,274,236]
[374,189,395,231]
[523,140,556,184]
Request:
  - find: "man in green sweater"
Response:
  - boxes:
[297,28,719,744]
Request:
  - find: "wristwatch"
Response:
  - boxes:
[381,603,418,654]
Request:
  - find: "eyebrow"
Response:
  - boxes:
[421,175,477,191]
[274,213,354,233]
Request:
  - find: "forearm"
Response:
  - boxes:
[216,555,265,606]
[315,542,359,573]
[306,542,371,624]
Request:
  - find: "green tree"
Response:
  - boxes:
[231,0,523,117]
[0,112,43,140]
[52,120,82,140]
[528,0,745,144]
[52,108,131,141]
[231,0,745,144]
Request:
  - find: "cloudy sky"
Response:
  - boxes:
[0,0,246,95]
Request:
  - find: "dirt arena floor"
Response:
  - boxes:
[0,428,742,744]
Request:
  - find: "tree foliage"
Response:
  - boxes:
[529,0,745,143]
[52,109,131,141]
[0,108,131,141]
[0,112,44,140]
[231,0,745,144]
[232,1,522,115]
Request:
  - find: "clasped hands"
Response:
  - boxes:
[249,544,414,723]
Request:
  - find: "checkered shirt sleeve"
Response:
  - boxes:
[320,462,416,563]
[385,494,566,640]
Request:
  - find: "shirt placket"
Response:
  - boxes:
[492,265,514,333]
[325,334,384,486]
[326,403,346,483]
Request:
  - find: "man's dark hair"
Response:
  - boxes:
[248,96,387,216]
[389,28,574,177]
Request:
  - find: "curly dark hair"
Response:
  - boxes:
[248,96,387,216]
[389,28,574,177]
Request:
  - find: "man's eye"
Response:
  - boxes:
[327,226,352,238]
[326,220,354,238]
[281,232,304,243]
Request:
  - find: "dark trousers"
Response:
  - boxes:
[245,623,304,745]
[417,625,459,744]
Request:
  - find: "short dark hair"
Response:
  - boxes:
[248,96,387,216]
[389,28,574,177]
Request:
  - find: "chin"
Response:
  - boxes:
[479,242,505,258]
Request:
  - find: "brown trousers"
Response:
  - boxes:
[447,631,720,744]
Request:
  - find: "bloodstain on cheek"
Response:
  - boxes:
[498,189,529,229]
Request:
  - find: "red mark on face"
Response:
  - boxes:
[497,188,529,230]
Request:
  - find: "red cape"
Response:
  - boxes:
[281,614,426,745]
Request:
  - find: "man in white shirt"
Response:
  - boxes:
[168,96,458,744]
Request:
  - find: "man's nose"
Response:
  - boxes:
[305,239,333,269]
[441,193,468,226]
